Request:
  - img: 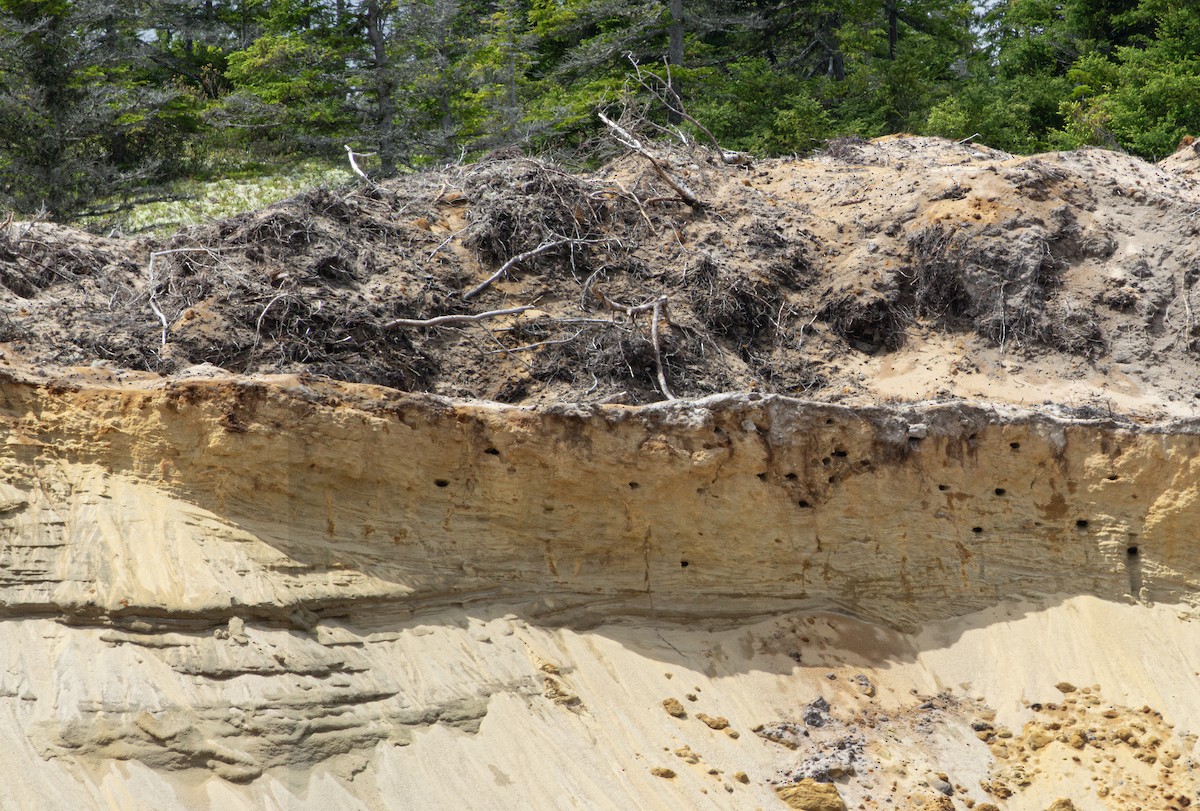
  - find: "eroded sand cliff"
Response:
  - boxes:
[0,366,1197,809]
[4,135,1200,809]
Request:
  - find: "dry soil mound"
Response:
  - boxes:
[4,135,1200,414]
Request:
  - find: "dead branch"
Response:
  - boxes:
[649,297,674,400]
[463,238,573,301]
[255,292,296,343]
[344,145,369,180]
[383,305,532,331]
[488,329,586,355]
[611,179,656,231]
[629,58,753,167]
[145,247,224,346]
[583,274,675,400]
[428,224,472,261]
[597,111,706,209]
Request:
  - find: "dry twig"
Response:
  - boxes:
[145,247,224,346]
[584,274,675,400]
[628,58,752,167]
[463,238,573,301]
[383,305,532,331]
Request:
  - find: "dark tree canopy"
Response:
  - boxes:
[0,0,1197,220]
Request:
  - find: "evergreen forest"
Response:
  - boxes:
[0,0,1197,223]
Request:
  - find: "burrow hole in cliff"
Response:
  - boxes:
[938,484,949,491]
[832,450,848,458]
[994,488,1006,496]
[484,447,500,456]
[628,482,640,490]
[1076,519,1089,529]
[680,560,689,568]
[972,526,983,534]
[1010,442,1020,450]
[434,479,450,487]
[1107,474,1120,481]
[785,472,798,481]
[1127,545,1140,557]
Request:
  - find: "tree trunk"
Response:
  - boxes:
[435,0,456,157]
[366,0,398,177]
[667,0,684,125]
[888,2,898,60]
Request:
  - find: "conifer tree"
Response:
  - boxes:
[0,0,178,220]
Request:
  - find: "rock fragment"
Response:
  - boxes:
[776,779,846,811]
[851,674,876,697]
[804,697,831,727]
[662,697,686,718]
[919,798,953,811]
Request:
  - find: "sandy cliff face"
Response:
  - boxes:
[9,369,1199,627]
[4,134,1200,810]
[1,368,1198,809]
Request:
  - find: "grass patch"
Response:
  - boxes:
[81,158,353,237]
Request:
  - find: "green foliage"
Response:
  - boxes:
[1050,4,1200,158]
[2,0,1199,225]
[223,29,349,148]
[689,60,833,155]
[0,0,184,219]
